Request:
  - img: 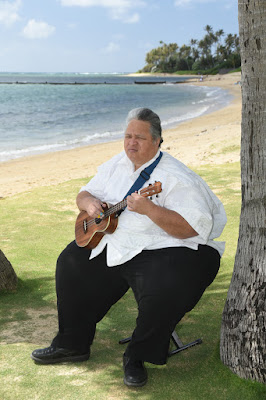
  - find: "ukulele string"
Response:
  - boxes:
[83,186,158,229]
[84,199,128,228]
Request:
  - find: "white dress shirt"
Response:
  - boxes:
[80,150,227,266]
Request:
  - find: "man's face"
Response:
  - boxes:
[124,119,160,170]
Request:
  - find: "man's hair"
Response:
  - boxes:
[126,108,163,145]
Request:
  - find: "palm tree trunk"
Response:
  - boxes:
[220,0,266,383]
[0,250,17,291]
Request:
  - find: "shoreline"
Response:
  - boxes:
[0,72,241,198]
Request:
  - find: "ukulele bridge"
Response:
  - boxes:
[83,220,87,233]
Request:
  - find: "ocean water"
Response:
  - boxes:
[0,73,232,162]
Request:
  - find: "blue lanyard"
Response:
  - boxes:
[123,151,163,199]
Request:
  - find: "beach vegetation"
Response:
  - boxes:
[1,164,266,399]
[228,67,241,73]
[139,25,240,75]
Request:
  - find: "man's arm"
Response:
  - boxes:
[127,193,198,239]
[76,191,105,218]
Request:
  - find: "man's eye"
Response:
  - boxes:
[125,135,146,140]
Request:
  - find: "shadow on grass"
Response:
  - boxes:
[1,266,265,399]
[0,275,57,343]
[0,275,56,308]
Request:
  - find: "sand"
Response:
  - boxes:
[0,72,241,198]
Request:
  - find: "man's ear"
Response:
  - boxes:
[157,137,163,147]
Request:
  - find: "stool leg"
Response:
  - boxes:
[119,332,202,357]
[119,336,132,345]
[168,331,202,357]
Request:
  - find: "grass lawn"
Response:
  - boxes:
[0,162,265,400]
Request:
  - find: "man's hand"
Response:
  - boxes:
[127,192,152,215]
[86,198,106,218]
[76,191,105,218]
[127,192,198,239]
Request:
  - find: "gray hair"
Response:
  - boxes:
[126,108,163,145]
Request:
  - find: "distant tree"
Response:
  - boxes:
[190,38,199,62]
[140,25,240,73]
[204,24,213,35]
[179,44,192,70]
[220,0,266,383]
[215,29,225,61]
[215,29,224,43]
[144,41,179,72]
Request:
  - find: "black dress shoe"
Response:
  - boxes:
[31,345,90,365]
[123,355,148,387]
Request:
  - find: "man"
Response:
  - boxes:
[31,108,226,387]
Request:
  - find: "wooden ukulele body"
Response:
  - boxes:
[75,209,118,249]
[74,181,162,250]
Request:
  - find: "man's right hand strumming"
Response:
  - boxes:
[76,191,105,218]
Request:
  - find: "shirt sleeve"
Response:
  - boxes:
[162,183,214,242]
[79,162,111,200]
[79,151,126,201]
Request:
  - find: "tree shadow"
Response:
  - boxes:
[0,275,58,345]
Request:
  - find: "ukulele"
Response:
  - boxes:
[75,181,162,249]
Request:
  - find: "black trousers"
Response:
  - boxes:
[51,241,220,365]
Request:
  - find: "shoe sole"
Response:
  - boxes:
[31,353,90,365]
[123,377,148,387]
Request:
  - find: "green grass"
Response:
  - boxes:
[1,163,265,400]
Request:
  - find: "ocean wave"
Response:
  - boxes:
[0,78,232,162]
[206,89,222,97]
[161,106,209,128]
[0,129,124,162]
[79,72,124,76]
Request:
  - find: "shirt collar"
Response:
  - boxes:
[130,149,162,180]
[117,149,162,180]
[134,149,161,173]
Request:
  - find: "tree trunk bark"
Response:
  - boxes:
[0,250,17,291]
[220,0,266,383]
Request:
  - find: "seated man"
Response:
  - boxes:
[31,108,226,387]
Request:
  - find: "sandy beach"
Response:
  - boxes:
[0,72,241,198]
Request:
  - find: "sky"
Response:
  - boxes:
[0,0,239,73]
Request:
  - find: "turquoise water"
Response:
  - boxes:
[0,73,232,162]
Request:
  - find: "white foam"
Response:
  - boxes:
[0,80,232,163]
[0,129,124,162]
[161,106,209,128]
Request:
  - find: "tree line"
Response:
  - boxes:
[140,25,241,74]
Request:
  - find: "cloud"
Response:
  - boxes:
[0,0,21,27]
[138,40,154,50]
[174,0,217,6]
[22,19,56,39]
[224,2,235,9]
[102,41,120,53]
[112,33,125,40]
[67,22,78,29]
[110,8,140,23]
[174,0,191,5]
[60,0,141,6]
[60,0,145,23]
[125,13,139,23]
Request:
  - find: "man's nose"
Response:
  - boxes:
[129,137,137,145]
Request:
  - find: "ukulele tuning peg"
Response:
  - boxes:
[150,196,153,200]
[156,194,159,198]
